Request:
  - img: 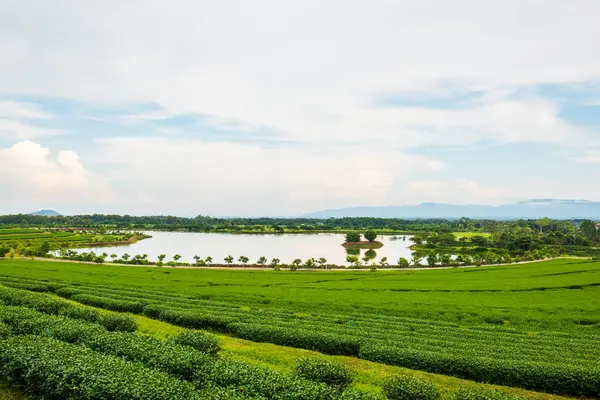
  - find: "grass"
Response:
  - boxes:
[342,241,384,249]
[452,232,491,238]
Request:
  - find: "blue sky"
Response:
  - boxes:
[1,0,600,216]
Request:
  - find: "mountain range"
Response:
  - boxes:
[303,199,600,220]
[30,210,61,216]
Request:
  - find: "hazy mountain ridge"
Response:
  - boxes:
[30,210,61,216]
[303,199,600,219]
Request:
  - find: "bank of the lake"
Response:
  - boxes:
[69,231,415,265]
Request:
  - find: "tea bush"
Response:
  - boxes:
[0,335,201,399]
[295,357,353,389]
[382,375,440,400]
[100,313,138,332]
[169,330,221,356]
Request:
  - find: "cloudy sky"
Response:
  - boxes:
[1,0,599,216]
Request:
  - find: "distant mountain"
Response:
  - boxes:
[303,200,600,220]
[30,209,61,216]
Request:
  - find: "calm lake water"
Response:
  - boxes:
[73,232,416,265]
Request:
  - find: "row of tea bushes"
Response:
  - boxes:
[0,335,203,400]
[0,304,374,400]
[0,285,137,332]
[362,343,600,397]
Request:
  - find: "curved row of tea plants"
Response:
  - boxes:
[0,298,379,400]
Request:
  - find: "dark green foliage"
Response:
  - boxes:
[382,375,440,400]
[362,343,600,397]
[0,285,136,332]
[195,357,339,400]
[71,293,146,313]
[295,357,353,389]
[169,330,221,356]
[230,323,361,356]
[345,232,361,242]
[0,321,11,338]
[100,313,138,332]
[0,335,200,399]
[451,387,524,400]
[364,230,377,242]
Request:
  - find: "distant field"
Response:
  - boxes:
[452,232,492,238]
[0,258,598,398]
[0,228,145,249]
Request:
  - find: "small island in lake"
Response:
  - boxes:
[341,231,384,249]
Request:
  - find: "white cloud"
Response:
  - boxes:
[0,0,598,148]
[0,141,113,211]
[0,1,599,213]
[94,136,443,215]
[406,179,502,205]
[570,151,600,164]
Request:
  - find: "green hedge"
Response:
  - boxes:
[0,286,137,332]
[150,307,232,332]
[230,323,361,356]
[0,335,200,399]
[361,343,600,397]
[450,387,524,400]
[382,375,440,400]
[100,313,138,332]
[71,293,146,313]
[169,331,221,356]
[295,357,353,389]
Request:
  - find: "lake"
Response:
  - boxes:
[73,231,416,265]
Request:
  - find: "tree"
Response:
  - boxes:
[410,255,421,267]
[378,256,388,267]
[257,256,267,266]
[110,254,118,261]
[270,258,280,268]
[205,256,213,265]
[346,255,359,267]
[224,255,234,265]
[427,253,438,267]
[122,253,131,262]
[173,254,182,263]
[439,253,451,266]
[238,256,249,265]
[193,255,202,265]
[291,258,301,271]
[397,257,410,268]
[7,248,17,259]
[304,258,316,268]
[345,232,361,243]
[157,254,166,266]
[364,230,377,242]
[318,257,327,267]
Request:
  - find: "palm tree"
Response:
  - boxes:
[173,254,181,263]
[205,256,213,265]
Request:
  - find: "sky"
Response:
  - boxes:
[1,0,600,217]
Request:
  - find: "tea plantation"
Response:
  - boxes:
[0,258,598,399]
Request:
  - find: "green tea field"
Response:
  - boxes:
[0,258,598,399]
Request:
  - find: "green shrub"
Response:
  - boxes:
[230,323,361,356]
[157,308,232,332]
[295,357,353,389]
[100,313,138,332]
[0,321,11,338]
[451,386,524,400]
[361,343,600,397]
[71,293,146,313]
[169,331,221,356]
[196,357,338,400]
[0,335,200,399]
[382,375,439,400]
